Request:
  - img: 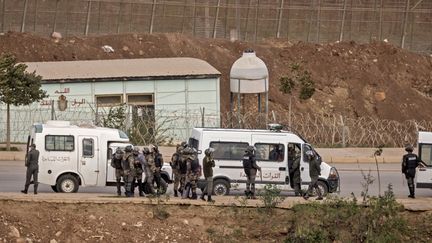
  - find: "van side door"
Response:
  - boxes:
[252,135,286,186]
[78,136,99,186]
[300,144,313,184]
[417,143,432,189]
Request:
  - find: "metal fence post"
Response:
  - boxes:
[243,0,252,40]
[316,0,321,43]
[149,0,157,34]
[180,0,187,34]
[401,0,410,48]
[276,0,284,38]
[378,0,383,40]
[339,0,348,42]
[117,1,123,34]
[33,0,38,32]
[20,0,29,32]
[1,0,6,33]
[253,0,259,42]
[306,0,314,42]
[84,0,92,35]
[213,0,221,38]
[52,0,60,33]
[192,0,197,36]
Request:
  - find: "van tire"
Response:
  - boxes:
[316,180,329,196]
[213,179,230,196]
[51,185,58,192]
[56,174,79,193]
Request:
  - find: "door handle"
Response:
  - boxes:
[81,160,86,165]
[94,170,99,173]
[419,168,427,171]
[301,167,304,171]
[279,167,286,171]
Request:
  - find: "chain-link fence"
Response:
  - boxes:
[1,0,431,53]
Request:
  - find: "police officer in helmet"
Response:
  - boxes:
[111,147,124,196]
[242,146,261,199]
[122,145,136,197]
[402,145,421,198]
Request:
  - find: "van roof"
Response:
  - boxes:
[194,127,294,134]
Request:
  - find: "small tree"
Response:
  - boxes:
[0,54,47,150]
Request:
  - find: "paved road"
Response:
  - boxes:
[1,161,432,198]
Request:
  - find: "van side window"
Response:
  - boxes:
[82,139,94,157]
[45,135,74,151]
[419,144,432,167]
[254,143,284,162]
[210,142,249,160]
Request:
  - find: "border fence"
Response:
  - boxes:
[1,102,431,147]
[1,0,431,53]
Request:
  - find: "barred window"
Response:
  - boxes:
[45,135,74,151]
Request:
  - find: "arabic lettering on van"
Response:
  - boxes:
[240,171,281,180]
[41,156,71,163]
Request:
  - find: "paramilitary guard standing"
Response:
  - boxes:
[21,144,40,194]
[151,145,164,194]
[132,147,145,197]
[179,146,189,197]
[142,147,156,195]
[291,151,302,196]
[303,150,323,200]
[171,144,182,197]
[122,145,136,197]
[242,146,261,199]
[402,145,421,198]
[111,147,124,196]
[201,148,215,202]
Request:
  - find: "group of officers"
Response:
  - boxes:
[111,142,216,202]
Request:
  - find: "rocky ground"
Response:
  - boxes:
[1,31,432,121]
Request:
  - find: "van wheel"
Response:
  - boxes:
[51,185,58,192]
[316,180,329,196]
[213,179,230,196]
[56,174,79,193]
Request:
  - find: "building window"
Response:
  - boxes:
[95,95,122,106]
[127,94,153,105]
[45,135,74,151]
[82,138,94,157]
[210,142,249,160]
[255,143,285,162]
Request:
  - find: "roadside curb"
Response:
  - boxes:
[0,193,430,212]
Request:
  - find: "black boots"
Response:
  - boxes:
[174,189,178,197]
[200,193,206,201]
[116,179,122,196]
[34,184,38,195]
[21,185,29,194]
[191,192,197,200]
[408,187,415,198]
[207,195,215,202]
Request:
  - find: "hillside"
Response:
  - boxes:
[1,31,432,122]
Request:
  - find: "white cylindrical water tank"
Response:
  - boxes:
[230,50,269,94]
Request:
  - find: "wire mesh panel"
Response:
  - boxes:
[0,0,430,52]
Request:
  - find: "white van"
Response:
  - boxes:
[416,131,432,189]
[164,126,340,196]
[27,120,171,193]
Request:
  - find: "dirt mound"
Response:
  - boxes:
[1,31,432,121]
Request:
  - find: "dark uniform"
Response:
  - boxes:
[152,145,164,194]
[142,147,156,195]
[179,149,189,198]
[186,149,201,200]
[111,148,124,196]
[201,148,215,202]
[291,155,302,196]
[243,146,261,199]
[303,150,323,200]
[21,144,39,194]
[133,147,145,197]
[402,145,420,198]
[171,145,182,197]
[122,145,136,197]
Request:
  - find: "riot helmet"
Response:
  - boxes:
[245,146,255,155]
[114,147,124,159]
[133,147,140,155]
[405,145,414,152]
[142,147,150,155]
[205,148,215,156]
[125,145,133,153]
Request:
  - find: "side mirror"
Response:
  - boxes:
[197,150,202,154]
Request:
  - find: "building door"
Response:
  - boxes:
[78,136,99,186]
[417,143,432,189]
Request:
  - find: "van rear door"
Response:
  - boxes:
[251,134,287,186]
[417,142,432,189]
[78,136,99,186]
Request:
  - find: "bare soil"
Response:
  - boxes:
[1,31,432,121]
